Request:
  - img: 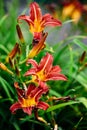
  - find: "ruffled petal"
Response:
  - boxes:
[37,101,49,110]
[10,102,22,113]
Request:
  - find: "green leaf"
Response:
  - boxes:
[78,97,87,108]
[49,89,61,97]
[0,15,8,26]
[46,101,79,113]
[73,39,87,51]
[0,98,13,102]
[0,44,9,54]
[0,76,12,98]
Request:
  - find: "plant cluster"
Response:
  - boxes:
[0,1,87,130]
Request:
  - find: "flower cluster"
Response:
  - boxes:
[62,0,84,23]
[0,2,67,123]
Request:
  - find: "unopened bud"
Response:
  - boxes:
[15,66,20,76]
[0,62,13,75]
[16,24,25,44]
[9,58,14,68]
[79,51,86,63]
[6,43,19,62]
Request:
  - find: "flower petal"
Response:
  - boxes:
[39,81,49,92]
[42,14,53,20]
[18,15,34,25]
[46,73,67,81]
[44,18,62,26]
[27,84,36,96]
[39,53,53,72]
[10,102,21,113]
[37,101,49,110]
[26,59,38,68]
[51,66,61,73]
[30,87,43,101]
[23,107,33,115]
[42,14,62,26]
[30,2,42,21]
[14,82,25,102]
[24,68,36,76]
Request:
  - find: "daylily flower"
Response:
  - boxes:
[18,2,62,44]
[28,32,48,59]
[10,82,49,115]
[62,0,85,23]
[24,53,67,84]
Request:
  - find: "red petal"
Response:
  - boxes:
[30,2,42,21]
[26,59,38,68]
[27,84,36,96]
[39,81,49,92]
[23,107,33,115]
[24,68,36,76]
[46,73,67,81]
[14,82,25,102]
[44,18,62,26]
[51,66,61,73]
[37,101,49,110]
[30,87,43,101]
[39,53,53,72]
[10,102,21,113]
[42,13,62,26]
[18,15,34,25]
[42,14,52,20]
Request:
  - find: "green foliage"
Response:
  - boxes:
[0,0,87,130]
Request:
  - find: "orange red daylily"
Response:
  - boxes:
[24,53,67,85]
[10,82,49,115]
[18,2,62,43]
[62,0,84,23]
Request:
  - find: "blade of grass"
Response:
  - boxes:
[0,15,8,26]
[46,101,79,113]
[73,39,87,51]
[0,76,13,98]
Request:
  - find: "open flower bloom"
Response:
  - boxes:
[24,53,67,84]
[62,0,83,23]
[18,2,62,43]
[10,83,49,115]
